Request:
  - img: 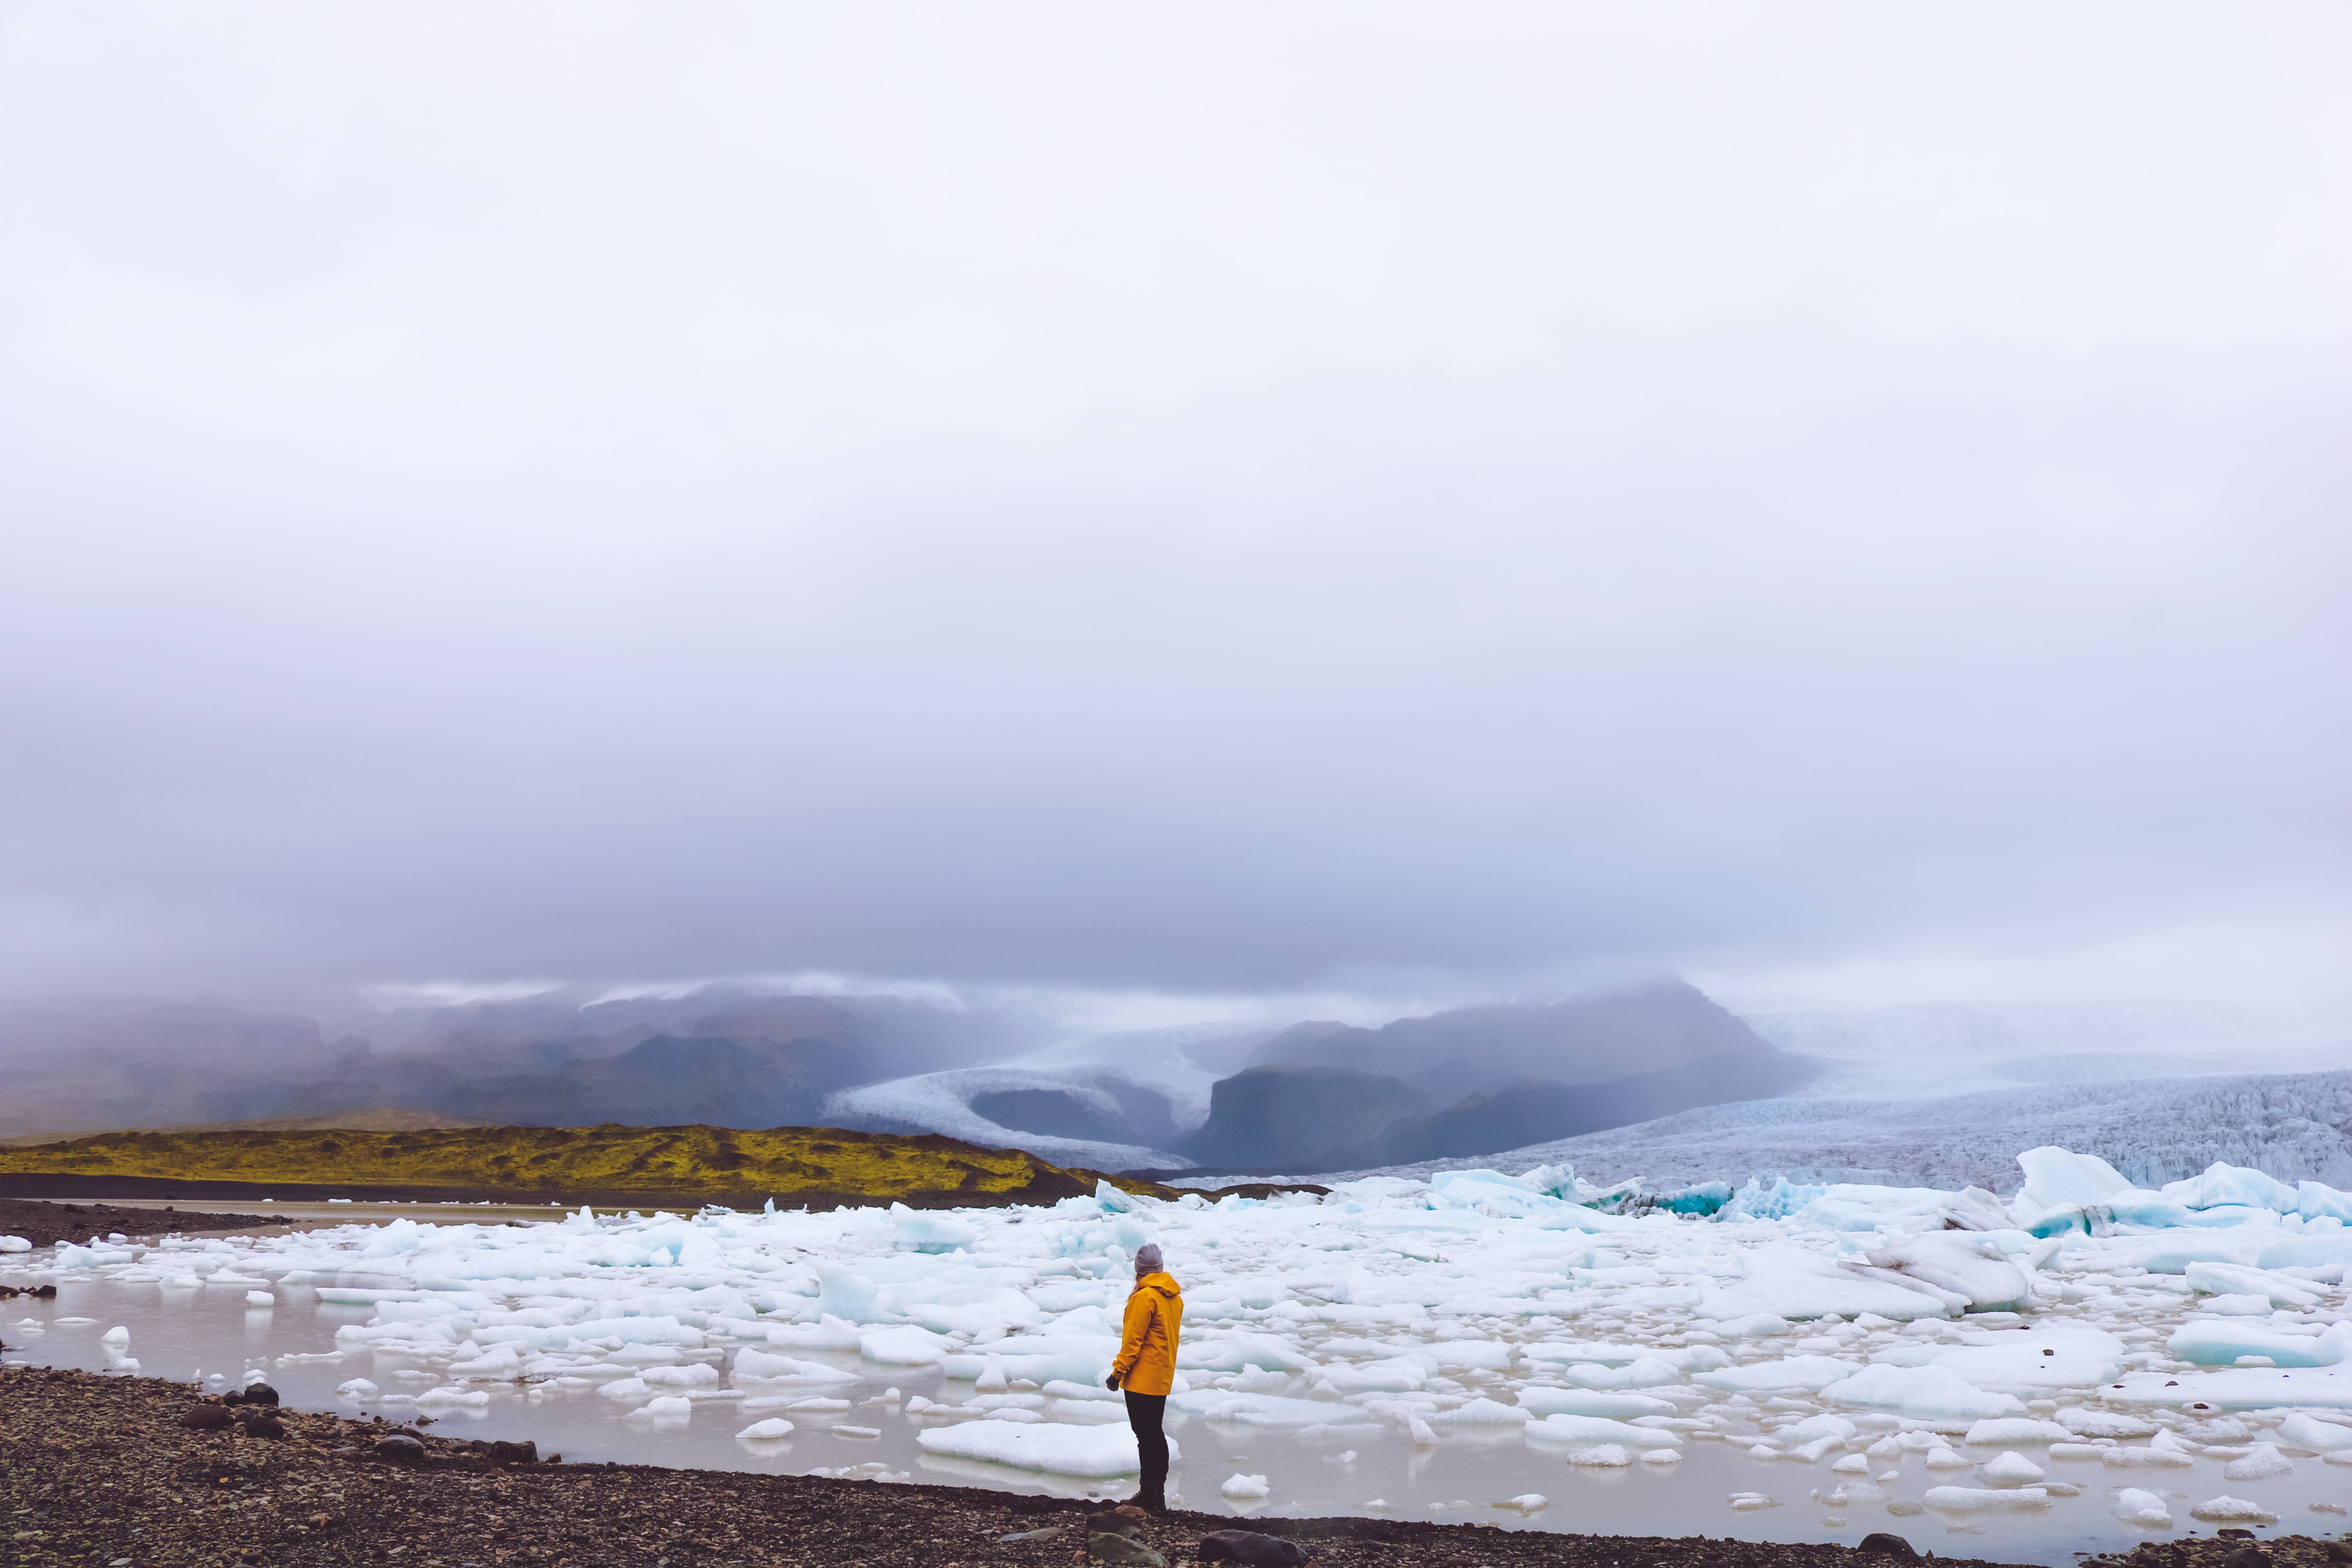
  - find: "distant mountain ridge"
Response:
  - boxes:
[0,993,997,1140]
[1245,984,1777,1102]
[1167,981,1811,1173]
[0,981,1813,1173]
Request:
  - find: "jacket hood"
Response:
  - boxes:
[1133,1271,1181,1298]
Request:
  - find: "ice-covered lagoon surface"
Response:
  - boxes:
[6,1149,2350,1566]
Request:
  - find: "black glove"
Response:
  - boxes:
[1105,1374,1121,1391]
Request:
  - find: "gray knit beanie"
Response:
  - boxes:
[1134,1243,1163,1273]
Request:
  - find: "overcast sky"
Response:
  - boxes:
[2,4,2345,1020]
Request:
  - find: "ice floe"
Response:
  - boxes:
[4,1146,2348,1546]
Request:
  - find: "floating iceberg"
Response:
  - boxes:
[915,1418,1176,1477]
[1817,1363,2025,1420]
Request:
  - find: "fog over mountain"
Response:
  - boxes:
[1,9,2345,1070]
[2,982,2334,1187]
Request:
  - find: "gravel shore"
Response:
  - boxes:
[0,1363,2072,1568]
[10,1364,2346,1568]
[0,1196,274,1250]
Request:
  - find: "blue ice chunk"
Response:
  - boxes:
[2297,1181,2352,1223]
[2161,1163,2302,1212]
[815,1263,887,1323]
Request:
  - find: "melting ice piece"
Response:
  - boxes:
[2171,1320,2352,1369]
[417,1387,490,1407]
[2189,1496,2279,1524]
[1693,1356,1863,1396]
[2222,1444,2293,1481]
[860,1325,951,1365]
[244,1292,274,1308]
[1515,1388,1675,1419]
[1979,1451,2043,1485]
[1221,1474,1272,1499]
[1924,1485,2049,1511]
[1964,1417,2071,1445]
[2110,1488,2172,1527]
[734,1350,860,1383]
[1434,1397,1527,1426]
[916,1419,1179,1477]
[2185,1261,2328,1309]
[737,1417,794,1440]
[1818,1363,2025,1421]
[1529,1414,1681,1447]
[2277,1413,2352,1451]
[767,1314,864,1352]
[1043,1379,1121,1403]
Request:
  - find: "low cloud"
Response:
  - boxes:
[0,5,2343,1013]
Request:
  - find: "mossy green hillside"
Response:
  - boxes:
[0,1123,1174,1206]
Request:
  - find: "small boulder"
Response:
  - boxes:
[1858,1535,1919,1561]
[1087,1533,1166,1566]
[2223,1548,2269,1568]
[238,1412,287,1440]
[239,1382,281,1406]
[180,1404,234,1431]
[488,1439,538,1465]
[1196,1531,1310,1568]
[1000,1526,1066,1544]
[374,1434,426,1464]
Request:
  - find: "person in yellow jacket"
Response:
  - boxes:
[1105,1241,1182,1512]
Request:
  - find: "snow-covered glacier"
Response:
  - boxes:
[820,1032,1220,1171]
[11,1142,2351,1548]
[1305,1070,2352,1194]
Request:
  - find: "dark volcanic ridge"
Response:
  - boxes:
[1166,983,1812,1173]
[0,1194,275,1250]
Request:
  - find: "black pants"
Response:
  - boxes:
[1124,1390,1169,1504]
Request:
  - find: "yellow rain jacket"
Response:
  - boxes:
[1112,1271,1184,1396]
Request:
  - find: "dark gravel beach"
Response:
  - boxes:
[0,1196,275,1250]
[0,1363,2094,1568]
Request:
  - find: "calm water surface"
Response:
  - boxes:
[4,1231,2342,1566]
